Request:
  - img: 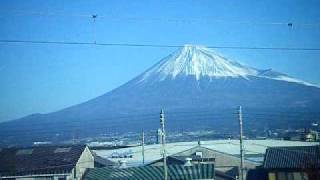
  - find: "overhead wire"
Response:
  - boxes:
[1,10,320,50]
[3,10,320,27]
[1,39,320,51]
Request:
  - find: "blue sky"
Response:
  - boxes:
[0,0,319,122]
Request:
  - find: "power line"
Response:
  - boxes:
[1,10,91,19]
[3,10,320,27]
[1,39,320,51]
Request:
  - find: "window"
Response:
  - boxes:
[277,172,286,180]
[268,173,276,180]
[287,173,294,180]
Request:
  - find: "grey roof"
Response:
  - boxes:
[148,145,257,169]
[172,145,217,159]
[84,164,214,180]
[93,154,116,167]
[263,145,320,169]
[0,145,86,177]
[147,145,257,179]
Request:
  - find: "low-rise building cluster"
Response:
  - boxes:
[0,141,319,180]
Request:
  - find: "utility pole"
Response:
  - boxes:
[238,106,245,180]
[142,130,145,165]
[160,109,168,180]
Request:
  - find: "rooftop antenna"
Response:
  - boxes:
[160,109,168,180]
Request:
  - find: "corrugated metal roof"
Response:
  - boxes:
[84,164,214,180]
[263,145,320,169]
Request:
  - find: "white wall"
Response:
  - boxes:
[73,146,94,180]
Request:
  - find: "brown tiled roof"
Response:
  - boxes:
[0,145,86,177]
[263,145,320,169]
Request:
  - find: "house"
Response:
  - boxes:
[148,145,257,180]
[0,144,94,180]
[247,145,320,180]
[83,164,215,180]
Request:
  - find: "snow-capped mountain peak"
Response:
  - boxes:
[140,45,257,81]
[137,44,318,88]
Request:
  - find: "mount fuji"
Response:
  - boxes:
[1,45,320,145]
[138,45,316,86]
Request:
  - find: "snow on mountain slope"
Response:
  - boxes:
[257,69,318,87]
[138,45,318,88]
[139,45,258,81]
